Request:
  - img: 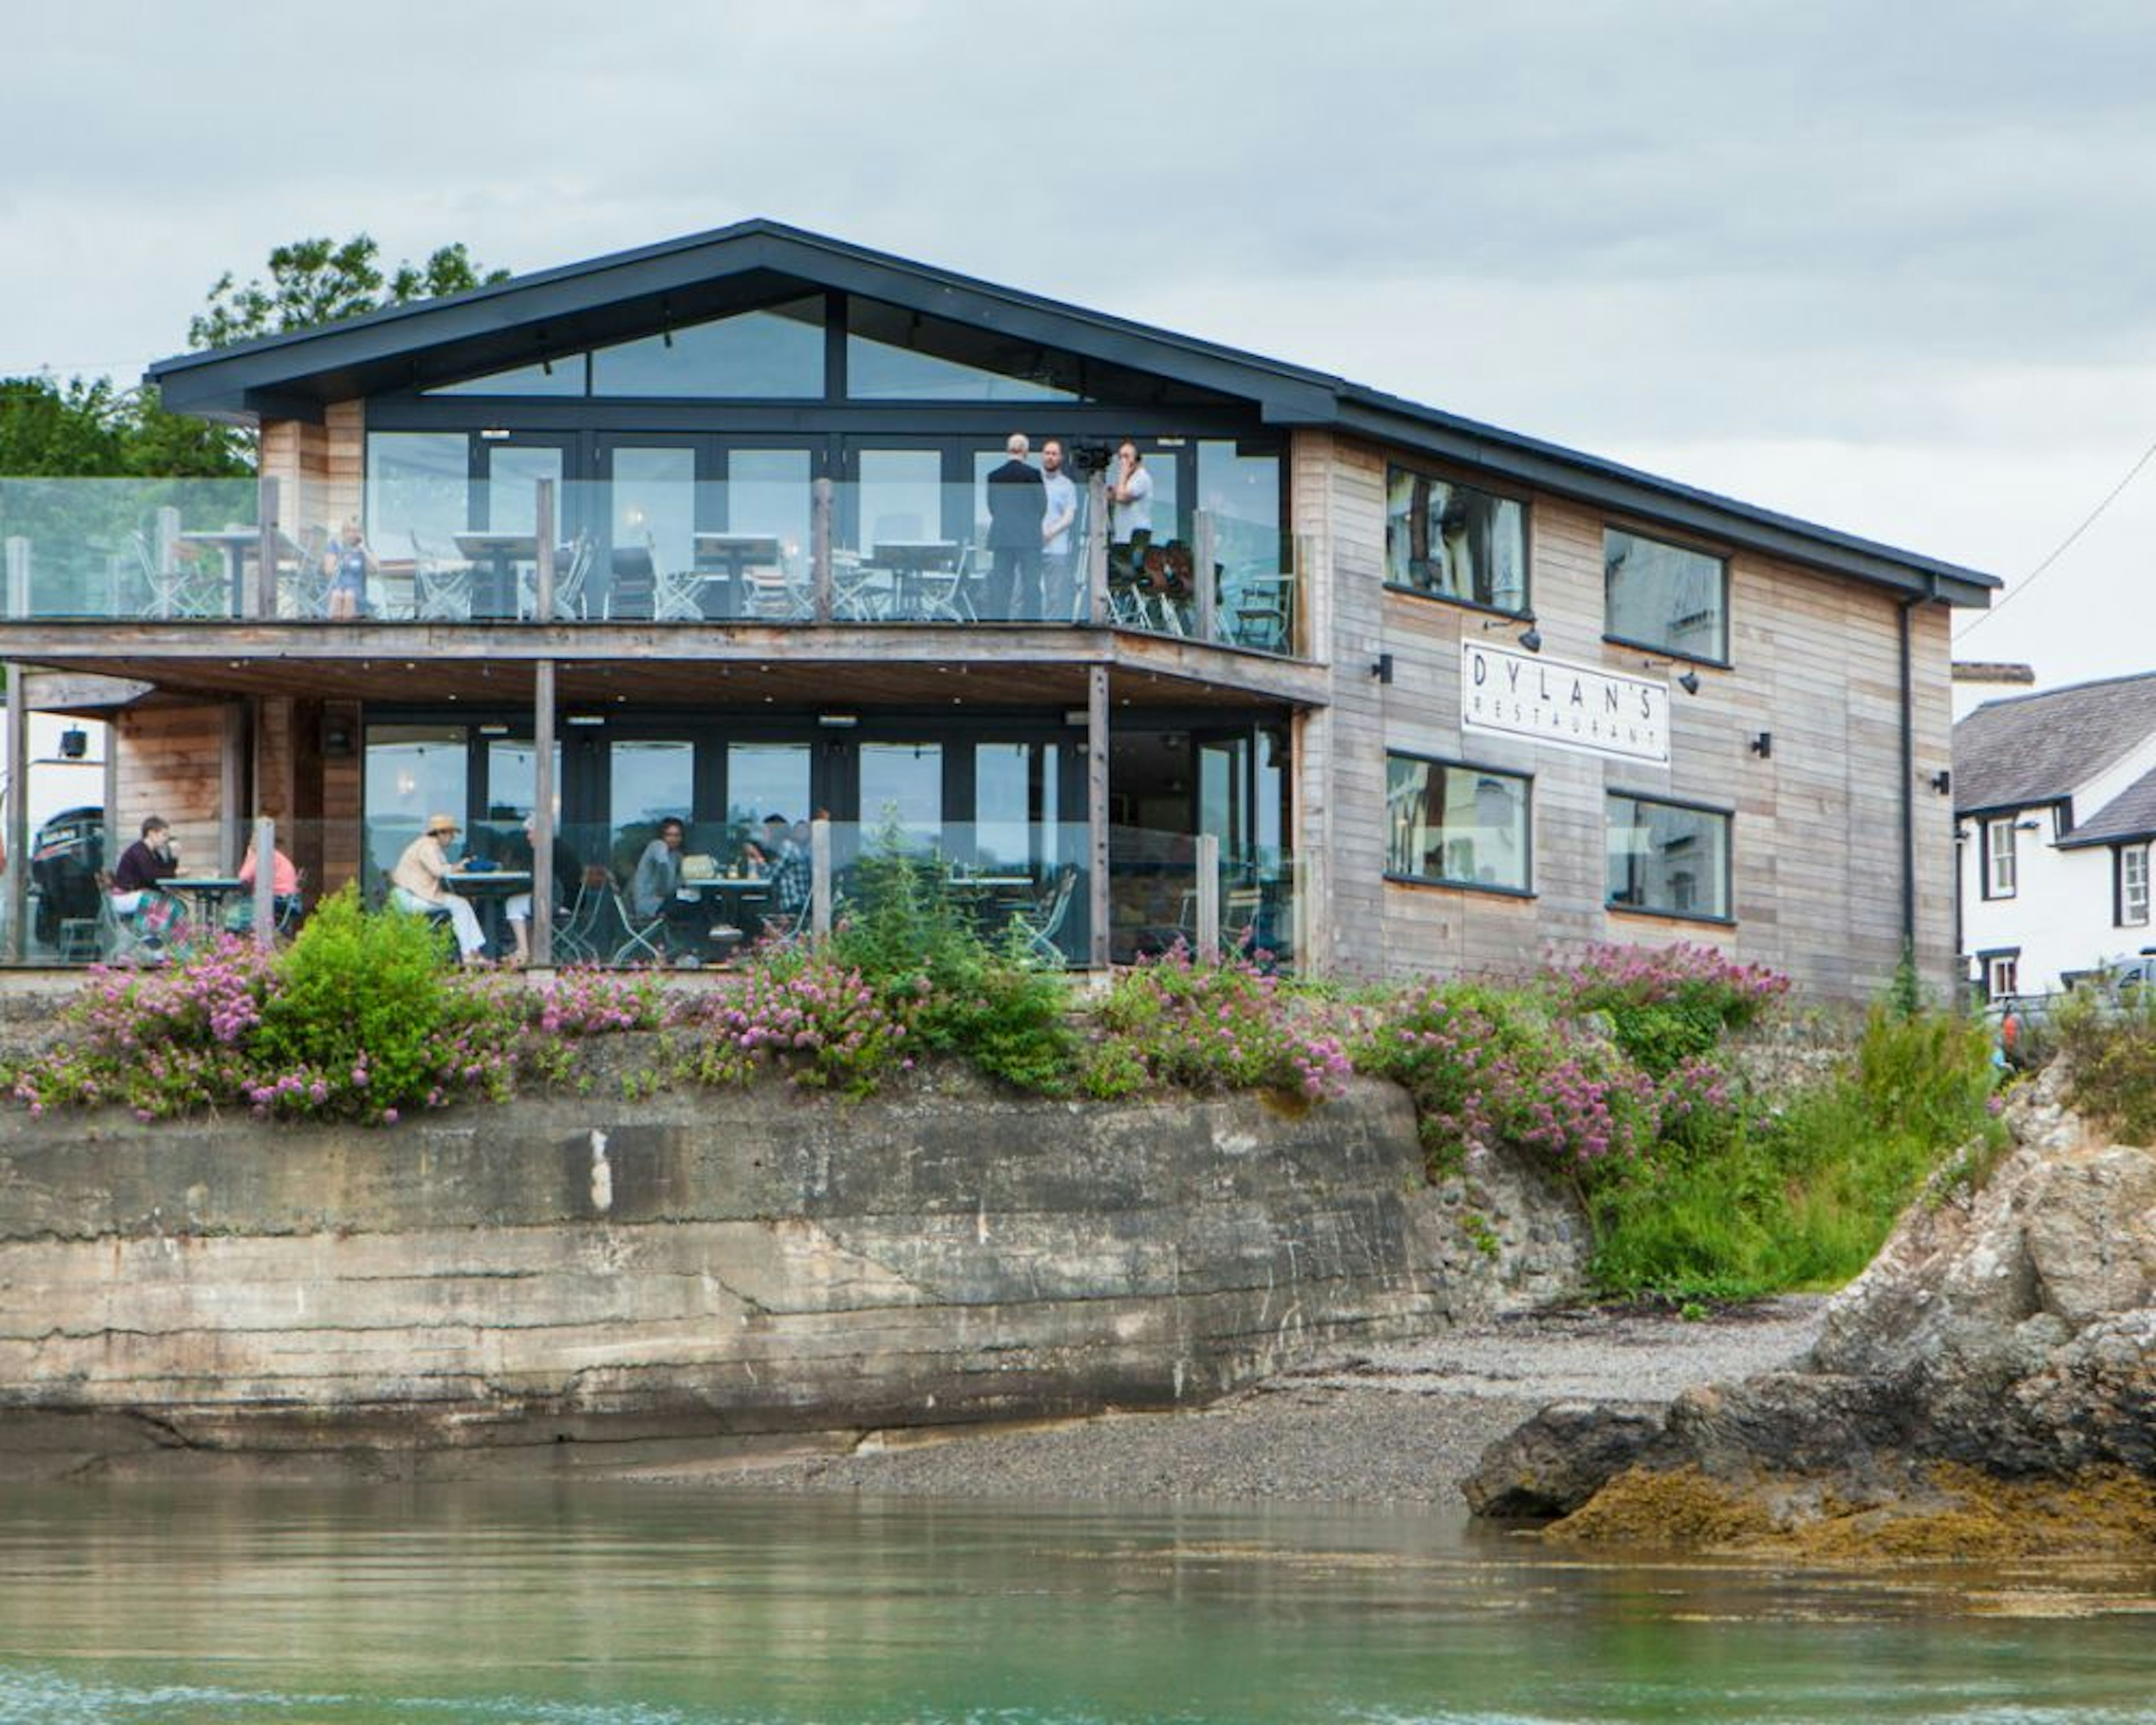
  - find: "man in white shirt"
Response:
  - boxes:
[1107,440,1153,583]
[1039,439,1079,624]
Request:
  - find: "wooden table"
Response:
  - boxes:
[692,533,783,621]
[445,868,534,956]
[160,875,248,932]
[452,533,537,618]
[873,540,961,620]
[172,530,299,618]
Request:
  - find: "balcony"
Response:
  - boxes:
[0,476,1308,659]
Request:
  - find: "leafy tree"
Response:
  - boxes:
[0,375,250,478]
[189,235,509,350]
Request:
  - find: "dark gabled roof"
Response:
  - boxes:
[145,218,1999,607]
[2060,760,2156,849]
[1955,671,2156,816]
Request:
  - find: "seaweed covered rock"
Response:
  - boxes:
[1465,1072,2155,1550]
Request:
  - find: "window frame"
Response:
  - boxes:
[1604,788,1734,925]
[1979,948,2021,1001]
[1382,750,1535,897]
[1602,522,1732,667]
[1381,462,1533,619]
[1981,817,2018,900]
[2118,843,2150,928]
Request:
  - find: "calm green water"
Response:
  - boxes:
[0,1485,2148,1724]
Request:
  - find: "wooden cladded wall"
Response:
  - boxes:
[1299,431,1957,998]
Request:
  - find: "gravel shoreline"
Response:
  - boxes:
[627,1296,1828,1508]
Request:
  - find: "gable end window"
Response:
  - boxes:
[1385,754,1532,893]
[2119,845,2149,928]
[1606,793,1731,921]
[1981,818,2018,900]
[1384,467,1528,615]
[1605,528,1728,662]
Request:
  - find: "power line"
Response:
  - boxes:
[1956,434,2156,637]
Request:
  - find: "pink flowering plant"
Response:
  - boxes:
[680,951,911,1097]
[1543,941,1790,1077]
[1082,942,1352,1104]
[8,888,668,1126]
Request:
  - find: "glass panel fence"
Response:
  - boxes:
[0,478,263,620]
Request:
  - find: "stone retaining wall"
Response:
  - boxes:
[0,1073,1583,1477]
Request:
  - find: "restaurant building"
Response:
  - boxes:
[0,221,1995,994]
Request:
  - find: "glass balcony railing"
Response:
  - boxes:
[1,476,1305,656]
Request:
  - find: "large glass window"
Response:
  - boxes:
[974,741,1059,873]
[611,448,697,586]
[363,724,469,892]
[1606,794,1730,920]
[365,433,469,555]
[484,444,562,535]
[611,740,696,875]
[591,298,825,398]
[1200,441,1283,581]
[427,358,585,398]
[1605,529,1727,661]
[1385,468,1526,613]
[1386,755,1531,892]
[847,298,1082,401]
[727,742,812,852]
[855,450,944,548]
[858,742,943,850]
[724,450,814,556]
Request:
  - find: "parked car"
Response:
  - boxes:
[30,805,104,945]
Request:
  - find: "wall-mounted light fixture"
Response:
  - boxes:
[58,727,87,760]
[1640,656,1702,696]
[1749,731,1772,758]
[1516,624,1543,653]
[1931,769,1953,796]
[1478,616,1542,653]
[1371,653,1394,684]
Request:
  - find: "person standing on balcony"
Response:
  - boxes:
[1107,441,1154,585]
[984,432,1046,621]
[390,814,487,962]
[1039,439,1079,624]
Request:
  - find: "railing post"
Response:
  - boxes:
[810,815,832,937]
[811,477,834,625]
[1195,832,1220,964]
[3,665,24,962]
[253,475,280,620]
[252,815,276,952]
[533,479,556,623]
[1292,532,1315,659]
[1084,472,1109,629]
[532,659,556,968]
[3,537,27,620]
[1193,510,1216,644]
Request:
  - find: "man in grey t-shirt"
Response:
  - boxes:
[1039,439,1079,624]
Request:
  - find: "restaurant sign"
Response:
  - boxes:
[1459,641,1670,764]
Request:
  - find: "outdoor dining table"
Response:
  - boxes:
[172,528,300,618]
[451,533,537,618]
[871,540,961,620]
[159,875,249,931]
[692,533,784,620]
[444,868,534,957]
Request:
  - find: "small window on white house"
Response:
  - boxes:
[1985,953,2020,999]
[1983,818,2018,900]
[2119,845,2149,928]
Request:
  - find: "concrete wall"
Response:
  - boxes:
[0,1076,1582,1478]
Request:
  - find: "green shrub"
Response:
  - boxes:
[2055,989,2156,1143]
[1085,944,1351,1102]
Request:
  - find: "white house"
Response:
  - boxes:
[1954,673,2156,997]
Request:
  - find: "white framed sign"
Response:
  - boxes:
[1460,641,1671,764]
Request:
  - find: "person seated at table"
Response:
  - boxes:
[767,818,814,935]
[631,815,707,959]
[390,813,486,963]
[109,814,188,947]
[504,814,581,965]
[232,836,303,933]
[323,518,374,621]
[741,813,792,875]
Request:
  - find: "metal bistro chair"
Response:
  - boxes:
[284,524,332,618]
[609,882,672,966]
[411,532,475,620]
[552,869,611,964]
[1010,866,1077,968]
[912,545,974,624]
[741,560,814,623]
[522,532,595,620]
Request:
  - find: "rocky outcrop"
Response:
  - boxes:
[1465,1068,2155,1542]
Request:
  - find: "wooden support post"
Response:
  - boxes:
[810,815,832,937]
[1084,472,1109,629]
[811,477,834,625]
[3,537,27,619]
[219,703,245,871]
[1292,531,1315,660]
[1195,831,1219,964]
[533,480,556,623]
[1193,510,1216,644]
[1088,665,1109,971]
[252,815,276,952]
[3,666,25,963]
[532,659,556,968]
[253,475,280,620]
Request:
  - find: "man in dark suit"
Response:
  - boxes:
[984,432,1047,621]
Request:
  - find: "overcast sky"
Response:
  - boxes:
[6,1,2153,695]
